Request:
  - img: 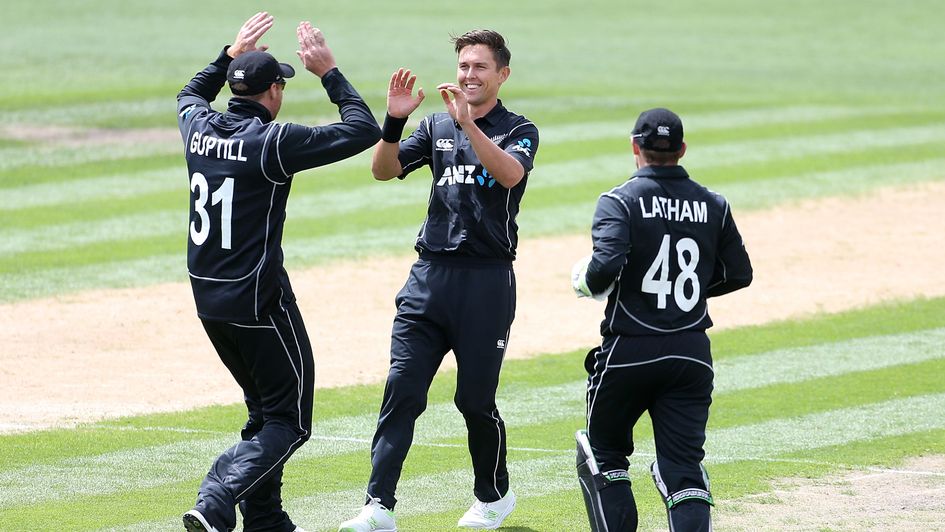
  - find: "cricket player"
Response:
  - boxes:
[571,108,752,531]
[176,13,380,532]
[339,29,539,531]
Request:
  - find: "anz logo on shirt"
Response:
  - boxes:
[436,165,496,188]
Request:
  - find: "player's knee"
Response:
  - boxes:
[452,390,494,417]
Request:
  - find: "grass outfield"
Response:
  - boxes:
[2,1,944,530]
[2,0,944,300]
[1,297,943,530]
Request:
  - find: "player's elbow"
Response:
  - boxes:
[371,163,400,181]
[493,168,526,189]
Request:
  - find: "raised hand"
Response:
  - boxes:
[296,21,337,78]
[387,68,425,119]
[437,83,469,125]
[228,12,275,58]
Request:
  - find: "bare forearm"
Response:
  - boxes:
[372,140,403,180]
[463,122,525,188]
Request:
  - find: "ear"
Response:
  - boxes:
[498,65,510,83]
[678,142,687,159]
[631,141,641,156]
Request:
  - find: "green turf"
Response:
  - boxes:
[1,297,944,530]
[2,1,945,529]
[2,0,945,301]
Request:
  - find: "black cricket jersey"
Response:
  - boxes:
[397,101,539,261]
[585,165,752,337]
[177,48,380,321]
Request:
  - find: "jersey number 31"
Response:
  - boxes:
[642,234,700,312]
[190,173,234,250]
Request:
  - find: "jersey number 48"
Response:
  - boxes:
[642,234,700,312]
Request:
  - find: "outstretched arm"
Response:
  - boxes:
[178,12,275,106]
[274,22,381,177]
[372,68,426,181]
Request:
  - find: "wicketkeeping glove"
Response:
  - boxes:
[571,254,613,301]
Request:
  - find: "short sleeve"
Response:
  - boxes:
[396,115,433,179]
[503,121,539,175]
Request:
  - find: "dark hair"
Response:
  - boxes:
[640,147,684,166]
[451,29,511,68]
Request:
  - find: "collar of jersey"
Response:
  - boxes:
[226,97,274,123]
[633,165,689,180]
[457,99,507,129]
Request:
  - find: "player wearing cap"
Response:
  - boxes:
[571,108,752,531]
[176,13,380,532]
[338,29,539,532]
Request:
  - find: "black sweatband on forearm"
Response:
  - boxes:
[382,113,408,143]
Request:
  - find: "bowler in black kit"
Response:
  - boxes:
[338,30,538,532]
[571,108,752,532]
[176,13,379,532]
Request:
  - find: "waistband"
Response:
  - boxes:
[418,250,513,269]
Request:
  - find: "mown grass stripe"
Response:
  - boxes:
[538,104,928,144]
[0,168,180,212]
[4,327,941,509]
[713,327,945,392]
[100,392,945,531]
[704,392,945,461]
[2,151,942,262]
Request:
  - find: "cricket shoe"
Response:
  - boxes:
[338,498,397,532]
[457,490,516,529]
[182,510,220,532]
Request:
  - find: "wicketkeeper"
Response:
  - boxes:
[571,108,752,531]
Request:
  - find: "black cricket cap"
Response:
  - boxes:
[227,51,295,96]
[631,108,684,152]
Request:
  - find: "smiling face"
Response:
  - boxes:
[456,43,510,108]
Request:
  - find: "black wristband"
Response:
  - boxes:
[382,113,408,143]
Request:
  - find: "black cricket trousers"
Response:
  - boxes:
[585,331,713,531]
[368,256,516,509]
[197,298,314,532]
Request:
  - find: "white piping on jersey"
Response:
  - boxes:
[606,273,624,332]
[253,185,277,319]
[706,202,731,291]
[188,253,264,282]
[504,187,513,255]
[616,300,709,333]
[605,354,714,373]
[402,157,429,173]
[708,256,728,291]
[606,176,638,196]
[275,123,290,179]
[504,121,536,256]
[416,168,436,248]
[187,181,276,287]
[601,192,634,218]
[506,121,535,138]
[401,116,433,173]
[260,123,280,184]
